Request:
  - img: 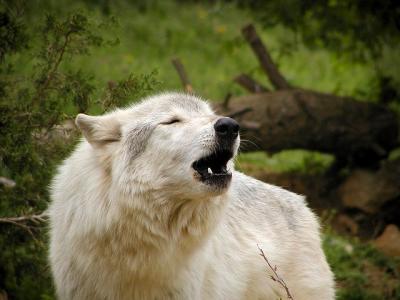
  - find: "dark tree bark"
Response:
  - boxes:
[216,90,398,167]
[233,74,269,93]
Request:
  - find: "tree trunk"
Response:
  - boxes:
[216,89,398,167]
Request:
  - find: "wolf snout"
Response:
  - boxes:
[214,117,240,141]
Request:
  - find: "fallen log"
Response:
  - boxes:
[216,90,398,166]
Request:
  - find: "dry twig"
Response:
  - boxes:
[223,93,232,109]
[0,177,16,188]
[35,30,74,104]
[241,120,261,131]
[234,73,269,93]
[227,107,252,119]
[171,58,193,93]
[0,211,48,240]
[0,211,48,224]
[257,244,294,300]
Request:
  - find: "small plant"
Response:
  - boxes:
[258,245,294,300]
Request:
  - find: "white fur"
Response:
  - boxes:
[49,93,335,299]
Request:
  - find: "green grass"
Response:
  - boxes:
[323,229,400,300]
[16,0,399,103]
[236,150,334,174]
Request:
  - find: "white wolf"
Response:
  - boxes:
[49,93,335,300]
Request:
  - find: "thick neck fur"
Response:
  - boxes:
[113,185,229,252]
[76,146,230,288]
[91,174,230,283]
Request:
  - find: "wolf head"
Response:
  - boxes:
[75,93,240,200]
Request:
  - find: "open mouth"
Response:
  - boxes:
[192,149,233,187]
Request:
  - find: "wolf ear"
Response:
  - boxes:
[75,113,121,146]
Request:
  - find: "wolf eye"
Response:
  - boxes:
[162,118,181,125]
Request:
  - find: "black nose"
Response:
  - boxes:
[214,117,240,139]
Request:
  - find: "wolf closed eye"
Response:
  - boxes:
[161,118,181,125]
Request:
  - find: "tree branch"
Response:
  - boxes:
[222,92,232,109]
[0,176,16,188]
[234,73,269,93]
[0,211,48,225]
[171,58,193,93]
[35,30,73,103]
[242,24,291,90]
[227,107,252,119]
[0,211,48,240]
[241,120,261,130]
[257,244,294,300]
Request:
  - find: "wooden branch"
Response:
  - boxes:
[214,91,399,166]
[35,30,73,104]
[258,245,294,300]
[240,120,261,130]
[0,211,48,240]
[227,107,252,119]
[0,211,48,225]
[0,176,16,188]
[223,93,232,109]
[242,24,291,90]
[171,58,193,93]
[234,74,269,93]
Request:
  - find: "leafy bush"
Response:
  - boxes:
[0,6,158,298]
[236,0,400,60]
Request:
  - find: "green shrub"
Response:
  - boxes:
[0,7,158,298]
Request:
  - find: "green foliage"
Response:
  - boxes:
[323,229,400,300]
[98,71,160,111]
[237,0,400,61]
[0,6,158,298]
[237,150,334,174]
[0,11,27,61]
